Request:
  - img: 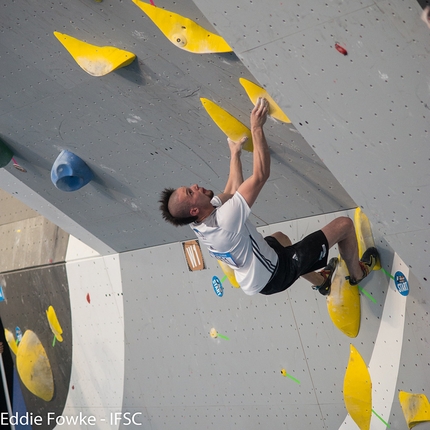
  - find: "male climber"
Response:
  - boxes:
[159,98,378,296]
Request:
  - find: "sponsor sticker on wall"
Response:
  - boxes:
[394,271,409,296]
[182,240,205,271]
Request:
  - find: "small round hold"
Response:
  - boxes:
[281,369,287,377]
[172,33,187,48]
[335,43,348,56]
[210,328,218,338]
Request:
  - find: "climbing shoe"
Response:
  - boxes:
[312,257,339,296]
[348,247,379,285]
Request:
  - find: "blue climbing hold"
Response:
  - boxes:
[51,150,93,192]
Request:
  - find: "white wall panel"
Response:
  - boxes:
[63,253,124,428]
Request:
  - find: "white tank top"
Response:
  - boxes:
[191,192,278,295]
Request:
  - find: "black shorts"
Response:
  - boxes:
[259,230,329,295]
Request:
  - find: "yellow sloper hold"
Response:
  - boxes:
[354,207,381,270]
[200,98,253,152]
[343,344,372,430]
[326,258,360,338]
[4,329,18,355]
[239,78,291,123]
[132,1,232,54]
[217,261,240,288]
[46,305,63,342]
[53,32,135,76]
[16,330,54,402]
[399,391,430,429]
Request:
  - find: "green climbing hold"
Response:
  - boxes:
[0,137,13,168]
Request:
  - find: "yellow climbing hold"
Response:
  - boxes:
[53,32,135,76]
[326,257,361,338]
[343,344,372,430]
[16,330,54,402]
[132,1,232,54]
[217,261,240,288]
[46,305,63,342]
[200,98,253,152]
[399,391,430,429]
[355,207,381,270]
[4,329,18,355]
[239,78,291,123]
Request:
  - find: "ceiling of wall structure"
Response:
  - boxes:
[0,0,428,286]
[0,0,353,250]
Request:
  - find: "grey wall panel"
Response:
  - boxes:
[0,190,69,272]
[0,188,38,224]
[117,211,430,429]
[0,0,353,253]
[399,271,430,390]
[0,170,115,255]
[192,0,429,288]
[0,214,69,272]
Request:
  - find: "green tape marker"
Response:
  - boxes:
[221,275,227,283]
[217,333,229,340]
[372,409,390,427]
[358,285,377,303]
[287,374,300,384]
[281,369,300,384]
[52,335,56,347]
[381,267,395,280]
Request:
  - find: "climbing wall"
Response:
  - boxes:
[117,211,429,430]
[0,0,354,253]
[1,0,430,429]
[0,192,429,429]
[63,243,125,429]
[192,0,430,289]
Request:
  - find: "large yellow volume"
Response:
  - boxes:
[354,207,381,270]
[343,344,372,430]
[399,391,430,429]
[239,78,291,123]
[200,98,253,152]
[326,257,361,338]
[16,330,54,402]
[54,32,135,76]
[132,1,232,54]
